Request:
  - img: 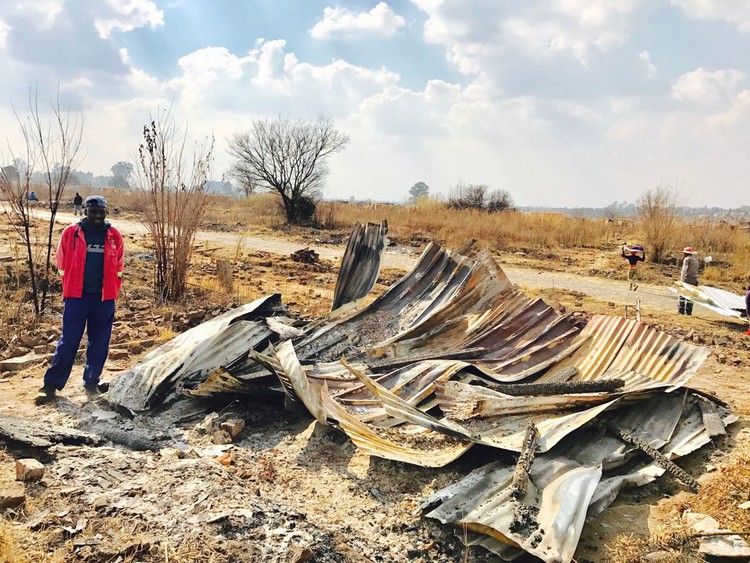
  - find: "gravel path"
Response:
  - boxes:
[49,211,681,313]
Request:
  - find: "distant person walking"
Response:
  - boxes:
[73,192,83,215]
[27,191,38,201]
[678,247,699,315]
[35,195,124,404]
[744,280,750,335]
[621,244,645,290]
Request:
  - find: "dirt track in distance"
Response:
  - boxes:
[48,210,695,317]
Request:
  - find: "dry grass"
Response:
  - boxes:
[39,186,749,285]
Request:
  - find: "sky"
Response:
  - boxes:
[1,0,749,208]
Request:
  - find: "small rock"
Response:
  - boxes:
[33,345,48,355]
[159,447,184,460]
[289,546,314,562]
[19,333,42,348]
[92,495,109,510]
[0,483,26,508]
[0,353,40,371]
[16,458,45,482]
[108,349,130,360]
[212,430,233,445]
[220,418,245,438]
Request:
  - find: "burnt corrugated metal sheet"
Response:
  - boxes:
[321,389,474,467]
[331,221,388,311]
[565,315,709,391]
[107,295,283,411]
[294,243,584,376]
[423,393,735,563]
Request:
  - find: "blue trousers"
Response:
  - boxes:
[44,294,115,390]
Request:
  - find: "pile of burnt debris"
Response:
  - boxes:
[2,221,745,561]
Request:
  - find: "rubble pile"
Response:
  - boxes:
[1,222,742,562]
[100,223,738,562]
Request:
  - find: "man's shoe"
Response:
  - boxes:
[84,385,102,399]
[34,386,57,405]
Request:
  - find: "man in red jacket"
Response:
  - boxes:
[36,195,124,404]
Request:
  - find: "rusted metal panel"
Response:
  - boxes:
[331,221,388,311]
[424,392,734,563]
[295,243,585,376]
[435,380,616,418]
[108,295,283,411]
[569,315,709,391]
[320,390,474,467]
[424,457,602,563]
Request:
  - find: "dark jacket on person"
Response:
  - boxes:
[680,255,699,286]
[73,194,83,206]
[622,251,644,267]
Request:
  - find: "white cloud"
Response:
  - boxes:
[0,19,10,50]
[672,68,746,105]
[639,51,657,78]
[416,0,640,71]
[94,0,164,39]
[11,0,64,28]
[310,2,405,39]
[670,0,750,32]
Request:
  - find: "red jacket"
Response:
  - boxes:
[56,223,124,300]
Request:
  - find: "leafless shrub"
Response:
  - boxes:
[447,183,515,212]
[448,182,487,210]
[486,189,515,212]
[0,88,83,315]
[637,185,682,264]
[135,111,214,303]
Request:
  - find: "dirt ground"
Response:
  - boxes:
[1,213,750,562]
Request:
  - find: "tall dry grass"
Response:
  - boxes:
[317,198,622,251]
[315,198,750,284]
[35,185,750,285]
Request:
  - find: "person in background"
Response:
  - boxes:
[27,191,38,201]
[621,244,645,290]
[73,192,83,216]
[35,195,124,404]
[678,247,699,315]
[744,279,750,335]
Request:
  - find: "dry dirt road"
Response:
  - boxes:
[48,211,704,317]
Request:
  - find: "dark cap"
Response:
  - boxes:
[84,195,108,210]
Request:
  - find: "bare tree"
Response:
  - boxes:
[227,116,349,223]
[228,163,257,198]
[0,88,83,315]
[637,185,682,263]
[135,112,213,302]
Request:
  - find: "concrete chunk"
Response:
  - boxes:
[219,418,245,438]
[0,353,43,372]
[0,483,26,508]
[16,458,46,481]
